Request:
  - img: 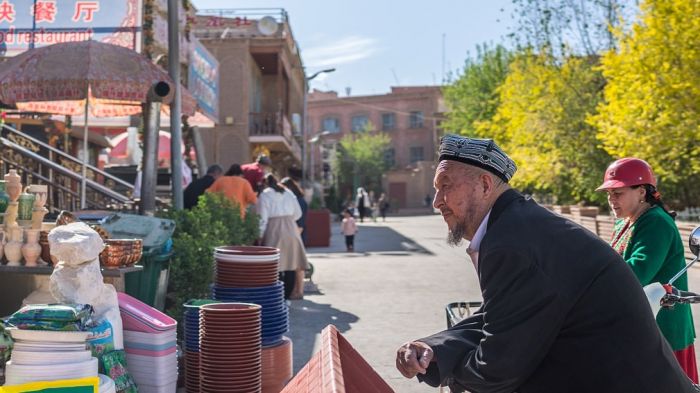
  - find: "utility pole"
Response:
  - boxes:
[302,68,336,186]
[168,0,184,210]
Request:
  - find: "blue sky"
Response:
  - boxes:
[191,0,515,96]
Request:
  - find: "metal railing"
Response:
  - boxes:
[249,112,302,161]
[0,123,135,212]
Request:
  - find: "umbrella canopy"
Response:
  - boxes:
[0,40,196,116]
[109,130,196,168]
[0,40,197,209]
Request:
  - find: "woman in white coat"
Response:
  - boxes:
[257,174,309,300]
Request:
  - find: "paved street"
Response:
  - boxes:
[286,213,481,392]
[286,213,700,392]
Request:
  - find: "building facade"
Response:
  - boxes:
[307,86,445,209]
[193,9,305,174]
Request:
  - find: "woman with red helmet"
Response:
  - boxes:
[598,158,697,382]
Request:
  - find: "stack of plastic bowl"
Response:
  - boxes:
[183,299,220,393]
[261,336,293,393]
[213,246,281,288]
[212,246,289,347]
[118,292,178,393]
[5,330,98,385]
[199,303,262,393]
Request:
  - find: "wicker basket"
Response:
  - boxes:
[99,239,143,268]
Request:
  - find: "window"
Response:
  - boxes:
[384,148,395,168]
[381,113,396,131]
[409,111,424,128]
[351,115,369,132]
[410,146,424,163]
[322,117,340,133]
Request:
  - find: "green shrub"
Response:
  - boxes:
[160,193,259,325]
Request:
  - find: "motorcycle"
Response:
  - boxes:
[644,226,700,315]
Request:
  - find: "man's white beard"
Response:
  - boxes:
[447,220,466,246]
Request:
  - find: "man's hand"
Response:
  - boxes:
[396,341,435,378]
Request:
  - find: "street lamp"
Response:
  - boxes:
[308,130,333,184]
[302,68,336,186]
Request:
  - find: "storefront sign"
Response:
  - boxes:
[188,38,219,122]
[0,0,142,56]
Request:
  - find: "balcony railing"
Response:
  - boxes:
[249,112,301,160]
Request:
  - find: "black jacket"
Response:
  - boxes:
[183,175,216,209]
[418,189,695,393]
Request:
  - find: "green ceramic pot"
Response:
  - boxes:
[0,180,9,224]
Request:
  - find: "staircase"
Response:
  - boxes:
[0,123,136,213]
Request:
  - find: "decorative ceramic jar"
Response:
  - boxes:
[17,192,35,223]
[4,170,21,201]
[4,226,23,266]
[22,229,42,267]
[26,184,48,230]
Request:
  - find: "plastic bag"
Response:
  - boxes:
[9,303,92,322]
[48,223,124,350]
[87,320,115,358]
[101,350,138,393]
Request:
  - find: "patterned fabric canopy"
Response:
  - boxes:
[0,40,196,116]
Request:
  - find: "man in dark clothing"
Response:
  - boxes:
[183,164,223,209]
[395,135,697,393]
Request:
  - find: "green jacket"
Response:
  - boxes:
[612,205,695,350]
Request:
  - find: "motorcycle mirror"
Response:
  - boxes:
[690,226,700,257]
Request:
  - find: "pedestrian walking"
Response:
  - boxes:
[378,193,390,222]
[242,154,272,193]
[183,164,223,209]
[355,187,369,222]
[340,208,358,252]
[206,164,257,217]
[257,174,308,300]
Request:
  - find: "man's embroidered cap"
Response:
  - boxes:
[438,134,517,182]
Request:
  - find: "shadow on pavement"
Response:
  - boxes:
[286,298,359,373]
[307,222,434,256]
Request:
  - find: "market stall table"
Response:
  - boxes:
[0,265,143,292]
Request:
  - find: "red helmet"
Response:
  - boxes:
[596,158,656,191]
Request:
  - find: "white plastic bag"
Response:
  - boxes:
[48,222,124,349]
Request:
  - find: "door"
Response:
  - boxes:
[388,182,407,209]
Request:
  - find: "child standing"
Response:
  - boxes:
[341,208,358,252]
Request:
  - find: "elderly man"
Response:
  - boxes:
[395,135,697,393]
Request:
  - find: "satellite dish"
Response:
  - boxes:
[257,16,279,36]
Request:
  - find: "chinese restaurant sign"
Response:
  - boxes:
[188,38,219,122]
[0,0,142,57]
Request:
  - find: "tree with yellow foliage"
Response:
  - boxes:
[591,0,700,206]
[480,52,610,204]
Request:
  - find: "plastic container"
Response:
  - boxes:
[99,213,176,310]
[117,292,177,333]
[123,329,176,345]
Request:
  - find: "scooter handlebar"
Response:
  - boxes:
[661,285,700,307]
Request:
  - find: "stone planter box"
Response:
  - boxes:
[305,209,331,247]
[552,205,571,214]
[570,205,599,218]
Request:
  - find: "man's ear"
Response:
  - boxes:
[480,172,494,195]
